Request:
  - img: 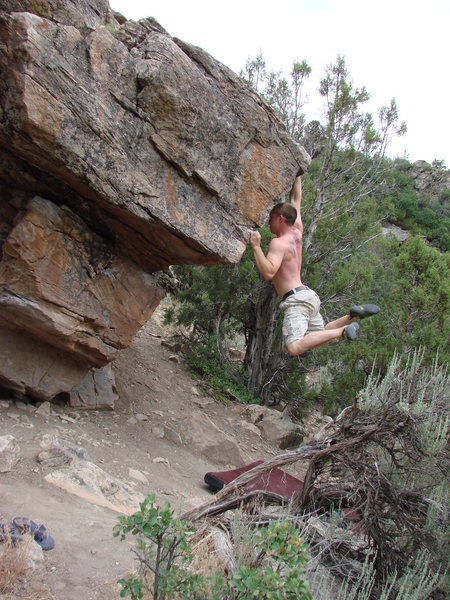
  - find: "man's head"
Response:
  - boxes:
[269,203,297,234]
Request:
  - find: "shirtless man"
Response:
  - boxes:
[249,175,379,356]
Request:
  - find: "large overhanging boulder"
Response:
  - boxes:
[0,0,310,404]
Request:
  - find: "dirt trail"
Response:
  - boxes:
[0,308,285,598]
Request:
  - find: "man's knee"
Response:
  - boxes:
[287,339,307,357]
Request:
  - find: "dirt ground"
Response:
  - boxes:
[0,305,295,599]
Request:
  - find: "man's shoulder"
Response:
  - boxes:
[284,228,302,243]
[268,237,286,254]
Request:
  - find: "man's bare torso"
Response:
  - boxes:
[272,228,303,298]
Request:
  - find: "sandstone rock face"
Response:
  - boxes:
[3,0,117,32]
[0,0,310,402]
[0,194,163,400]
[0,326,89,400]
[0,197,163,365]
[245,405,304,449]
[66,365,118,410]
[182,412,246,467]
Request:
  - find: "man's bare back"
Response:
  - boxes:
[270,229,303,298]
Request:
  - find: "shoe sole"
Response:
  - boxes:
[350,304,380,319]
[344,322,359,341]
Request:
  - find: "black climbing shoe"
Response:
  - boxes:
[33,524,55,551]
[343,322,359,341]
[349,304,380,319]
[11,517,38,535]
[11,517,55,551]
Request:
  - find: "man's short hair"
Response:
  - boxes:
[270,203,297,226]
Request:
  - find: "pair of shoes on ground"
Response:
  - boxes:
[343,303,380,342]
[0,517,55,551]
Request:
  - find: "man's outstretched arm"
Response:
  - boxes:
[289,175,303,232]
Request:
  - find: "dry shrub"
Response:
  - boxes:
[0,535,30,594]
[0,532,55,599]
[189,521,234,577]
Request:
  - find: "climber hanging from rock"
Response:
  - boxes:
[249,174,379,356]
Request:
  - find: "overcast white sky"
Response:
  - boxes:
[110,0,449,166]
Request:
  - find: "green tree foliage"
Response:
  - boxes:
[241,54,312,141]
[114,494,203,599]
[389,236,449,356]
[167,230,279,402]
[239,50,267,92]
[265,60,312,141]
[227,521,312,599]
[299,233,449,412]
[302,57,405,259]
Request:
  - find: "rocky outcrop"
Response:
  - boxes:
[45,460,145,515]
[233,404,304,449]
[182,412,246,466]
[408,160,450,216]
[0,0,310,403]
[66,365,118,410]
[409,160,450,199]
[381,223,409,244]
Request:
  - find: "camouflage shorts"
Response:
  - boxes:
[280,287,325,346]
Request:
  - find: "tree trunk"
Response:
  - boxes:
[245,281,283,403]
[213,309,245,385]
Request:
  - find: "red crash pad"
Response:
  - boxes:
[204,461,362,528]
[204,460,304,502]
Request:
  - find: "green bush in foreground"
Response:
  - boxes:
[228,521,312,599]
[113,494,202,599]
[114,494,312,599]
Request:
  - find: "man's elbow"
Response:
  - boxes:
[262,272,274,281]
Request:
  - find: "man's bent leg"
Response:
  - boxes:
[287,327,346,356]
[324,314,354,330]
[326,304,380,330]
